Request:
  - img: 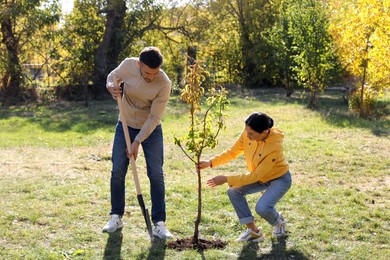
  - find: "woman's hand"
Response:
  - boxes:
[197,160,211,170]
[207,175,227,187]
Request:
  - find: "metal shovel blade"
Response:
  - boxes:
[137,194,154,241]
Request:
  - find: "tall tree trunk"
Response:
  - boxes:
[309,87,317,109]
[285,77,294,97]
[1,15,23,102]
[359,34,371,117]
[360,64,367,117]
[236,0,257,88]
[92,0,126,99]
[187,46,197,66]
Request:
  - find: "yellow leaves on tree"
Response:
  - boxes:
[329,0,389,92]
[180,62,207,114]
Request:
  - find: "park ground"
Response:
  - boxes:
[0,88,389,259]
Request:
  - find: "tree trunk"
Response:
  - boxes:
[309,88,317,109]
[83,77,89,107]
[359,34,371,117]
[193,165,202,242]
[92,0,126,99]
[187,46,197,66]
[360,65,367,117]
[236,0,257,88]
[285,74,294,97]
[1,15,23,102]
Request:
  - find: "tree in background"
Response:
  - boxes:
[288,0,339,108]
[329,0,390,117]
[0,0,60,103]
[141,2,210,88]
[91,0,186,99]
[215,0,281,88]
[268,0,297,96]
[92,0,126,99]
[206,0,243,84]
[3,0,386,119]
[60,0,105,102]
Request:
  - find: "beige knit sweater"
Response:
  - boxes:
[106,57,171,142]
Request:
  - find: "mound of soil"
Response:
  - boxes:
[167,237,227,251]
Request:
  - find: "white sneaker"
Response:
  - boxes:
[272,214,287,238]
[152,221,173,239]
[102,214,124,233]
[235,227,265,242]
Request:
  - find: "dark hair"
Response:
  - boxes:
[139,47,163,69]
[245,112,274,133]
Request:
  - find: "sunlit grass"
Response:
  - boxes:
[0,88,389,259]
[0,101,117,147]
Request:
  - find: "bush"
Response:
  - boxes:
[349,86,379,117]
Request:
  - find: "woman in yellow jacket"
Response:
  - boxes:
[198,112,292,242]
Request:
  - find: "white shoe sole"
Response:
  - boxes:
[152,231,173,239]
[103,223,124,233]
[236,235,265,242]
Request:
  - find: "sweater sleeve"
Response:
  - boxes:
[226,151,278,187]
[134,83,171,143]
[106,59,129,88]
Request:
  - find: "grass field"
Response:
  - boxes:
[0,88,389,259]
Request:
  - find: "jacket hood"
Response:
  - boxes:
[262,128,284,143]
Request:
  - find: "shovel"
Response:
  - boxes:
[116,94,154,241]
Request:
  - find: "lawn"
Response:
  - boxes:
[0,88,389,259]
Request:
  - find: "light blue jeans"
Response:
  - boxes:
[227,171,292,226]
[110,121,166,224]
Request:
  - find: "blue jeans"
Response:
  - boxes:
[110,121,166,224]
[227,171,292,226]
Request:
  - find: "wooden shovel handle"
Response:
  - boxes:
[116,95,142,195]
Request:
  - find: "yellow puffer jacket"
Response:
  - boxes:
[210,127,289,187]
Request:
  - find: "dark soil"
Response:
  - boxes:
[167,237,227,251]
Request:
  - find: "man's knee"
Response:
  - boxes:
[148,170,164,183]
[111,170,126,182]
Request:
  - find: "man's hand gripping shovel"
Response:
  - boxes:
[116,87,154,241]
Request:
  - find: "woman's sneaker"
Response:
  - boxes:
[272,214,287,238]
[102,214,124,233]
[152,221,173,239]
[235,227,265,242]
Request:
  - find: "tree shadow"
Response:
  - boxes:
[0,100,118,134]
[145,237,166,260]
[103,229,123,260]
[290,89,389,137]
[238,237,310,260]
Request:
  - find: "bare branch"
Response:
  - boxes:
[177,144,197,165]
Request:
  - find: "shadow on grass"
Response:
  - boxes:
[2,89,388,136]
[310,91,389,137]
[238,242,259,260]
[145,237,166,260]
[238,237,309,260]
[103,229,123,260]
[0,100,118,134]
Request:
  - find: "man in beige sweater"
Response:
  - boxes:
[103,47,173,239]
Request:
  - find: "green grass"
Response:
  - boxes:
[0,101,117,147]
[0,88,389,259]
